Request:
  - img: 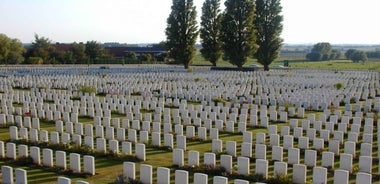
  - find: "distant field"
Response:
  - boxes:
[192,51,380,71]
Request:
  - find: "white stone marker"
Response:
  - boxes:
[123,162,135,180]
[70,153,81,173]
[140,131,149,144]
[304,150,317,167]
[140,164,153,184]
[255,144,266,160]
[329,140,340,155]
[241,142,252,158]
[204,152,216,166]
[270,134,279,146]
[10,126,18,140]
[255,159,268,179]
[2,166,13,184]
[42,148,53,167]
[173,149,184,167]
[237,156,250,175]
[136,143,146,161]
[15,168,27,184]
[121,141,132,155]
[176,135,186,150]
[322,151,335,168]
[287,148,300,165]
[221,155,232,174]
[356,172,372,184]
[96,138,106,153]
[164,134,173,148]
[18,144,28,157]
[157,167,170,184]
[210,128,219,140]
[212,139,222,153]
[359,156,372,173]
[6,142,16,160]
[292,164,306,184]
[226,141,236,157]
[333,169,349,184]
[274,161,287,177]
[213,176,228,184]
[108,140,119,154]
[56,151,67,170]
[84,155,95,175]
[272,146,283,161]
[313,167,327,184]
[340,153,353,172]
[174,170,188,184]
[30,146,41,164]
[188,150,199,167]
[194,173,208,184]
[298,137,309,150]
[57,176,71,184]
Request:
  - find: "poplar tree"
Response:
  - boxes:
[200,0,222,67]
[254,0,283,71]
[220,0,257,68]
[166,0,198,69]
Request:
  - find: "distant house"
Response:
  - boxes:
[105,47,129,59]
[124,46,166,61]
[105,45,166,61]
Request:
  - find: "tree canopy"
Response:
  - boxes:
[345,49,368,63]
[85,41,105,63]
[254,0,283,71]
[0,33,25,64]
[220,0,257,68]
[26,34,56,64]
[165,0,198,69]
[306,42,340,61]
[200,0,222,67]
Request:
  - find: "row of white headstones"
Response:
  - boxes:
[0,66,379,183]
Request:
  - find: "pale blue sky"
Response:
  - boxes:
[0,0,379,44]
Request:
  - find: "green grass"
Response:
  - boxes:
[191,50,380,72]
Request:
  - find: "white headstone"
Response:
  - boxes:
[157,167,170,184]
[135,143,146,161]
[56,150,66,170]
[69,153,81,173]
[292,164,306,184]
[175,170,188,184]
[123,162,135,180]
[140,164,153,184]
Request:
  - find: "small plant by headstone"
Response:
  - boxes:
[334,82,344,90]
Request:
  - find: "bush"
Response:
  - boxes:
[212,98,227,105]
[79,85,96,94]
[334,82,344,90]
[194,77,201,82]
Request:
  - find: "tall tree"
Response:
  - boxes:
[166,0,198,69]
[306,42,333,61]
[71,42,87,64]
[220,0,257,68]
[26,34,55,64]
[85,41,104,63]
[0,34,25,64]
[254,0,283,71]
[200,0,222,67]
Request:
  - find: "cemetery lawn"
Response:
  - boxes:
[1,67,380,184]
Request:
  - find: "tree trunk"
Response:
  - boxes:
[264,65,269,71]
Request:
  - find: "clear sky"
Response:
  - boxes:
[0,0,379,44]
